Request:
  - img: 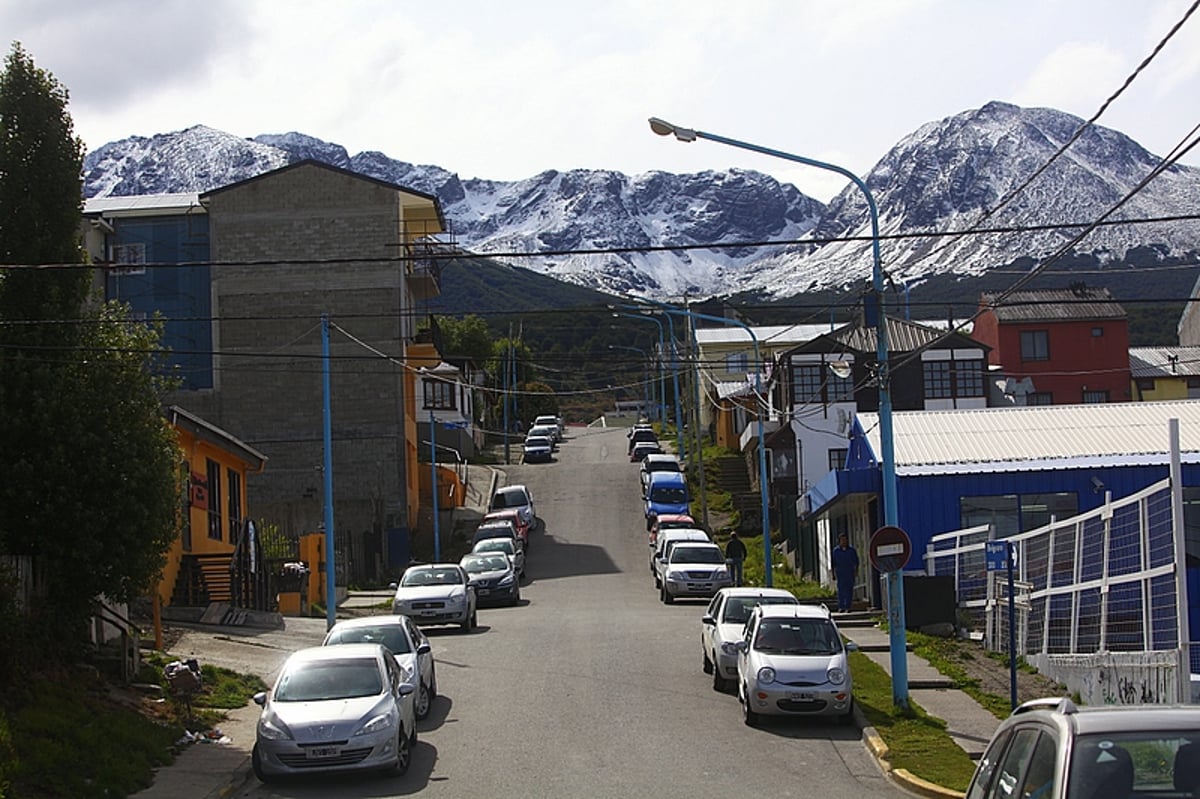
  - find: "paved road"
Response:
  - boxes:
[213,426,905,798]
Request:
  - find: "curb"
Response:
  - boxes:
[207,755,254,799]
[860,716,966,799]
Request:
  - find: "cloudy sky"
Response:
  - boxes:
[3,0,1198,201]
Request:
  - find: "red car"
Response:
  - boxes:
[648,513,697,552]
[482,509,530,548]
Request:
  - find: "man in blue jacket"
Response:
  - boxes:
[830,533,859,613]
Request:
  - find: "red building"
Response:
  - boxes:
[973,287,1130,405]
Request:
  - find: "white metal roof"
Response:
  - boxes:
[1129,346,1200,378]
[84,193,203,217]
[694,323,831,347]
[856,400,1200,475]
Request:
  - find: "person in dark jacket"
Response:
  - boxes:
[725,532,747,586]
[830,533,859,612]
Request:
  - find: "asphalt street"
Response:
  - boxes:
[172,425,908,799]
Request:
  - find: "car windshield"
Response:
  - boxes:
[275,658,383,701]
[462,555,509,573]
[475,539,514,555]
[325,625,412,654]
[401,567,463,586]
[651,487,687,503]
[526,437,551,447]
[671,547,723,564]
[648,461,680,473]
[753,619,842,655]
[722,596,799,625]
[1068,733,1200,799]
[493,489,528,509]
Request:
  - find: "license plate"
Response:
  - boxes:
[478,588,490,595]
[420,610,439,617]
[789,691,815,700]
[306,746,339,759]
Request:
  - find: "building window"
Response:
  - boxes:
[1020,330,1049,362]
[206,458,222,541]
[725,352,749,373]
[1135,378,1155,392]
[1026,392,1053,406]
[112,242,147,275]
[923,358,985,400]
[923,361,952,399]
[828,448,847,471]
[1092,326,1104,337]
[960,493,1077,538]
[227,469,242,544]
[423,379,456,410]
[957,360,985,397]
[792,362,853,405]
[1082,390,1109,403]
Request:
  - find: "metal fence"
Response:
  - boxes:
[925,478,1195,704]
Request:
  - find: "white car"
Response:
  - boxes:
[527,424,559,449]
[392,563,478,632]
[251,644,416,782]
[490,484,536,531]
[659,541,731,604]
[727,603,856,726]
[651,528,710,585]
[323,615,438,720]
[523,435,554,463]
[533,414,562,442]
[701,588,800,691]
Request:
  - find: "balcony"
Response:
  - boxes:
[404,223,455,301]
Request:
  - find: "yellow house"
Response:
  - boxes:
[1130,346,1200,401]
[160,405,267,609]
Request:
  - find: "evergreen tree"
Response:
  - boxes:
[0,43,180,668]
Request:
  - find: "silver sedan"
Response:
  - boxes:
[392,564,478,632]
[323,615,438,720]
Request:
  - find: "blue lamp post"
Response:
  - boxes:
[649,117,907,706]
[613,310,683,460]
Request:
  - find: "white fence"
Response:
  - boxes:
[925,478,1196,704]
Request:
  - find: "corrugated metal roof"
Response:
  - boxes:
[714,379,753,399]
[84,193,203,216]
[694,323,830,346]
[856,400,1200,475]
[980,288,1125,322]
[1129,346,1200,378]
[828,317,976,354]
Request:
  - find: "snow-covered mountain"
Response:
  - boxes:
[82,102,1200,300]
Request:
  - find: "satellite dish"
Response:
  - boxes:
[829,360,852,379]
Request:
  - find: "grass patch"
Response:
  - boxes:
[850,650,978,792]
[906,632,1016,720]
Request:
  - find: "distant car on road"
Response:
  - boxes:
[651,527,710,581]
[648,512,697,552]
[644,471,690,530]
[460,552,521,606]
[472,535,526,579]
[391,563,478,632]
[965,698,1200,799]
[490,484,536,532]
[322,614,437,720]
[630,441,663,462]
[523,435,554,463]
[251,643,416,782]
[640,453,682,493]
[701,588,800,691]
[533,415,563,442]
[658,541,731,604]
[481,508,531,548]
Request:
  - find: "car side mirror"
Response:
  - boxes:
[387,582,398,590]
[397,682,416,697]
[720,641,744,656]
[417,643,432,655]
[701,614,716,626]
[845,641,859,652]
[253,691,267,706]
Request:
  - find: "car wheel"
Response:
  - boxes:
[702,648,714,675]
[662,586,674,604]
[741,685,760,727]
[415,680,431,721]
[511,587,521,606]
[391,727,412,776]
[428,665,438,699]
[460,610,474,633]
[251,744,274,784]
[712,661,727,692]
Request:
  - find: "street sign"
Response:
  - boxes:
[869,525,911,573]
[442,420,469,430]
[985,540,1011,571]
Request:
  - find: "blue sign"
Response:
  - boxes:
[985,540,1011,572]
[442,420,469,430]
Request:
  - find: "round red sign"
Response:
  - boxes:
[869,525,912,573]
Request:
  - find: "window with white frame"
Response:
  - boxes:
[792,361,853,405]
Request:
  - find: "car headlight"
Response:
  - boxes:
[667,569,686,581]
[756,666,776,684]
[355,711,395,737]
[498,573,514,587]
[258,712,293,741]
[715,567,730,579]
[828,667,846,685]
[447,593,465,606]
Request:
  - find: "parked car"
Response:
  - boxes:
[533,414,562,442]
[965,698,1200,799]
[460,552,521,606]
[644,471,690,530]
[473,518,523,550]
[322,615,437,720]
[727,603,855,726]
[391,563,478,632]
[640,453,682,493]
[701,588,800,691]
[658,541,731,604]
[523,435,554,463]
[472,535,526,578]
[527,424,559,450]
[251,643,416,782]
[651,527,710,580]
[630,441,663,462]
[481,508,531,548]
[627,426,658,455]
[490,484,536,532]
[648,512,697,552]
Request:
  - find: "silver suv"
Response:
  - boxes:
[965,697,1200,799]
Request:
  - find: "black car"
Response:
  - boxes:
[459,552,521,606]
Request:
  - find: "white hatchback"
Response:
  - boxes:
[701,588,800,691]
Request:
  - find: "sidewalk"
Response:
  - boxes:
[838,613,1001,799]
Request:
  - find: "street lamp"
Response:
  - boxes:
[608,344,651,420]
[612,309,683,460]
[649,116,907,706]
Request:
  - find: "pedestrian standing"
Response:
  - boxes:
[830,532,858,612]
[725,531,747,587]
